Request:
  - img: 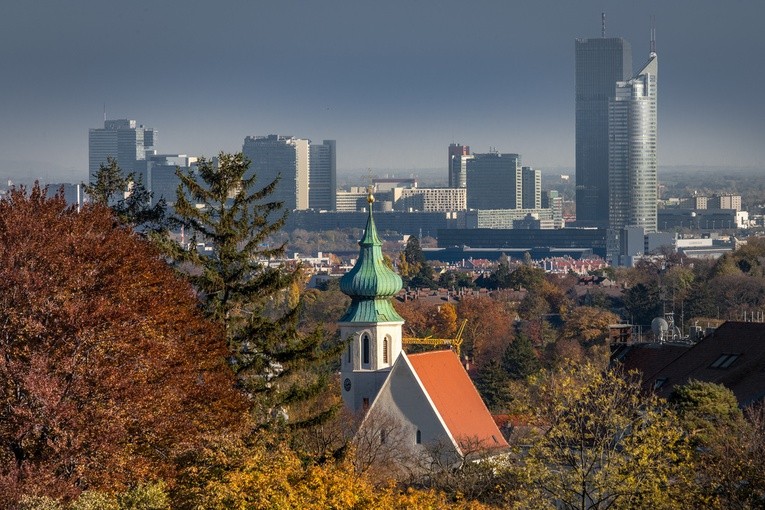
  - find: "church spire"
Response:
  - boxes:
[339,192,403,322]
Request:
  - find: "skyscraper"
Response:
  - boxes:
[309,140,336,211]
[521,166,541,209]
[242,135,310,211]
[466,152,522,210]
[448,143,470,188]
[575,37,632,227]
[88,119,156,178]
[608,48,658,232]
[146,154,198,207]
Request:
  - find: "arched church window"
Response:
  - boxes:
[347,343,351,364]
[362,334,370,365]
[383,336,389,363]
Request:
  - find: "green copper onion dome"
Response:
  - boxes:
[339,193,404,323]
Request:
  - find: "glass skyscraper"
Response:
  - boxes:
[608,51,658,232]
[575,37,632,227]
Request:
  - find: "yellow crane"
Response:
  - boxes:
[402,319,467,357]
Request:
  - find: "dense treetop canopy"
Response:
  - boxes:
[0,185,247,501]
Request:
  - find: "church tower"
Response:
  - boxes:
[338,193,404,412]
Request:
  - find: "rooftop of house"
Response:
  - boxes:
[615,321,765,405]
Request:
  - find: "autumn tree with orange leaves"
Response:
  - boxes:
[0,185,247,504]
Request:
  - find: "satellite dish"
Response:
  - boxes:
[651,317,669,340]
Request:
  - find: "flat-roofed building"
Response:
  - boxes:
[466,152,521,210]
[243,134,310,210]
[392,187,466,212]
[309,140,336,211]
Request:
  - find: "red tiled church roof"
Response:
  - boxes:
[408,350,509,452]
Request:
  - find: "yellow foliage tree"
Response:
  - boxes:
[434,303,458,338]
[561,306,619,345]
[172,434,489,510]
[511,363,696,510]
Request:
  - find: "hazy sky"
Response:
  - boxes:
[2,0,764,183]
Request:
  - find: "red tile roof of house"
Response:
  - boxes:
[408,350,509,453]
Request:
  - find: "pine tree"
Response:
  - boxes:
[168,152,341,429]
[83,157,167,232]
[474,359,511,411]
[502,334,540,380]
[401,236,436,289]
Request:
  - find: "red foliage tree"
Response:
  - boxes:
[0,186,247,503]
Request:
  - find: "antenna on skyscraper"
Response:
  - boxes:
[103,103,107,122]
[650,15,657,56]
[601,12,606,38]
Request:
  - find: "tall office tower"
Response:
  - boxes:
[89,119,157,178]
[575,36,632,227]
[448,143,470,188]
[146,154,198,207]
[465,152,522,210]
[309,140,336,211]
[521,166,541,209]
[242,134,310,211]
[542,190,565,228]
[608,46,658,232]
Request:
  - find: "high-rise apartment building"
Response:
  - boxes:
[309,140,336,211]
[242,135,310,211]
[608,49,658,232]
[575,37,632,227]
[89,119,156,178]
[448,143,471,188]
[466,153,522,210]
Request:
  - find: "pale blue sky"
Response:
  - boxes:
[1,0,764,183]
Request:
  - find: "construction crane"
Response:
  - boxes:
[402,319,467,357]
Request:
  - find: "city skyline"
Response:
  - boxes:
[2,1,764,184]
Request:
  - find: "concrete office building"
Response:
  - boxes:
[309,140,336,211]
[89,119,157,178]
[373,178,417,193]
[243,135,310,210]
[392,187,467,212]
[709,194,741,212]
[575,36,632,227]
[146,154,198,207]
[448,143,471,188]
[542,190,565,228]
[466,152,522,210]
[336,188,374,212]
[682,196,708,210]
[521,166,541,209]
[608,46,658,232]
[463,208,554,229]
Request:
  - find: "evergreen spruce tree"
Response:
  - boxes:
[502,334,541,380]
[83,157,167,232]
[401,236,436,289]
[474,358,511,412]
[169,152,341,429]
